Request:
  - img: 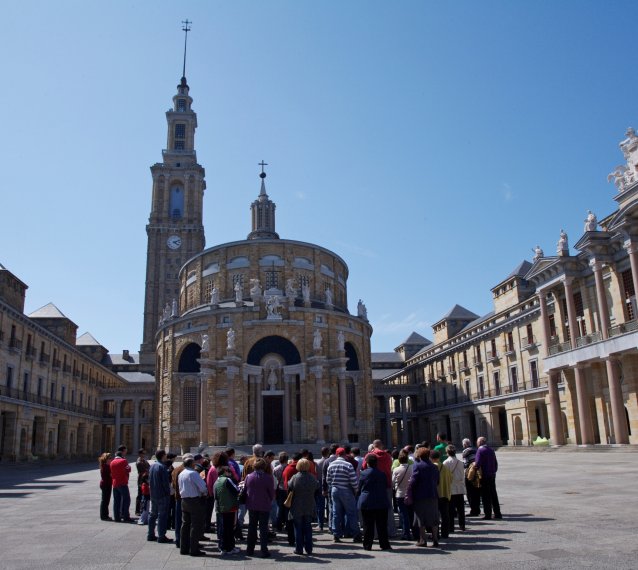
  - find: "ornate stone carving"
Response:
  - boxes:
[313,328,322,352]
[357,299,368,320]
[285,278,296,303]
[608,127,638,192]
[584,210,597,232]
[265,294,282,319]
[227,328,236,351]
[532,245,544,261]
[234,281,243,304]
[325,287,333,308]
[201,334,209,352]
[210,284,219,306]
[249,278,262,303]
[557,229,568,256]
[302,283,311,304]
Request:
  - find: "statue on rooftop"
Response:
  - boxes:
[584,210,598,232]
[557,229,569,255]
[532,245,544,261]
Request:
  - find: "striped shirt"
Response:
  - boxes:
[326,457,358,493]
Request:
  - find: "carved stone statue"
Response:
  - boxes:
[337,330,345,352]
[584,210,598,232]
[608,127,638,192]
[171,298,178,318]
[234,281,243,304]
[266,295,282,318]
[557,229,568,255]
[357,299,368,320]
[285,278,296,300]
[267,366,278,391]
[532,245,544,261]
[302,283,311,304]
[325,287,333,307]
[249,278,262,302]
[227,328,236,351]
[608,164,628,191]
[210,284,219,305]
[163,302,171,321]
[313,328,322,352]
[201,334,210,352]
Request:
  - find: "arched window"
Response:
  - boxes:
[345,343,360,371]
[170,186,184,219]
[178,343,201,373]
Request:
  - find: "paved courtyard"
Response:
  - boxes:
[0,449,637,569]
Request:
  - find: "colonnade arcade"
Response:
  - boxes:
[101,391,155,453]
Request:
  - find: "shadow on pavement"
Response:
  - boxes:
[0,461,96,489]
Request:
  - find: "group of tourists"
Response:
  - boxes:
[98,434,502,558]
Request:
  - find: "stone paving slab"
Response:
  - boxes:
[0,450,637,569]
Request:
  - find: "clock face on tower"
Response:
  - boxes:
[167,235,182,250]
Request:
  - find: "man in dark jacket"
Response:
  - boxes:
[474,437,502,520]
[357,454,391,551]
[147,449,173,543]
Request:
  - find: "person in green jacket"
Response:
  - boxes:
[214,466,240,555]
[431,450,452,539]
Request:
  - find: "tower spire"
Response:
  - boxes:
[248,161,279,240]
[181,19,192,80]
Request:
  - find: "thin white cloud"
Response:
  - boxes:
[295,191,306,200]
[335,241,377,259]
[501,182,513,202]
[372,311,430,335]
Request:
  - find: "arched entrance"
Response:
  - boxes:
[513,416,523,446]
[178,343,201,372]
[247,336,301,444]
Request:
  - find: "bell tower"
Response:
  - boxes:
[140,21,206,370]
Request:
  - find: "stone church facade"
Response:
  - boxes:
[143,77,374,452]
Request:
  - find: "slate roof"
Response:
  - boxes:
[371,352,404,364]
[28,303,70,319]
[117,371,155,384]
[105,352,140,365]
[506,259,533,280]
[398,331,430,346]
[76,332,104,347]
[439,304,480,322]
[373,368,402,381]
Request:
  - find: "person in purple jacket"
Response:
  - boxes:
[474,437,502,520]
[244,458,275,558]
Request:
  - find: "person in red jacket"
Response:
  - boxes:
[111,445,133,522]
[363,440,395,537]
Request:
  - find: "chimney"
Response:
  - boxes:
[123,349,130,361]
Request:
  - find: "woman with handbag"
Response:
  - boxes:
[288,458,319,555]
[244,458,275,558]
[392,449,415,540]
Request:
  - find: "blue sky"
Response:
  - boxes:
[2,1,637,355]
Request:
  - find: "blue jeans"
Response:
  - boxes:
[315,492,326,529]
[148,495,170,539]
[330,487,359,538]
[293,515,313,554]
[397,497,416,539]
[112,485,131,521]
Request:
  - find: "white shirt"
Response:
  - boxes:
[178,467,208,498]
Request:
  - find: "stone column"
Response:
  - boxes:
[283,374,292,444]
[254,375,264,444]
[227,368,237,444]
[199,374,209,449]
[538,289,551,348]
[114,399,122,446]
[401,396,408,446]
[547,373,565,445]
[590,260,611,339]
[384,396,392,447]
[338,375,348,443]
[574,366,595,444]
[315,369,325,444]
[132,399,140,452]
[563,278,580,347]
[605,358,629,444]
[563,278,594,444]
[624,240,638,299]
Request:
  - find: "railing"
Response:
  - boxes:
[609,319,638,338]
[459,362,470,372]
[472,357,483,367]
[503,344,515,356]
[447,366,456,375]
[52,359,61,370]
[487,350,499,362]
[39,353,50,364]
[25,346,37,360]
[575,331,602,347]
[63,364,72,373]
[9,338,22,351]
[522,336,536,348]
[422,380,548,411]
[548,341,571,356]
[426,374,435,382]
[0,385,102,418]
